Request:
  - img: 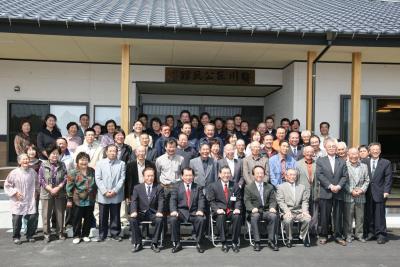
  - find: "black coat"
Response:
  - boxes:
[316,156,348,200]
[208,180,242,214]
[124,160,156,199]
[170,182,205,221]
[130,183,164,214]
[363,158,392,202]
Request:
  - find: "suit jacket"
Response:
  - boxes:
[266,128,276,139]
[363,157,392,203]
[296,159,318,201]
[170,181,205,221]
[208,180,242,214]
[242,155,270,185]
[244,181,277,213]
[124,159,156,199]
[118,144,134,164]
[344,161,370,204]
[217,158,244,187]
[95,158,126,204]
[276,182,309,214]
[130,183,164,214]
[146,147,158,163]
[316,156,348,200]
[288,145,304,161]
[189,157,218,189]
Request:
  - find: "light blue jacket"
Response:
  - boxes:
[269,154,296,187]
[95,158,126,204]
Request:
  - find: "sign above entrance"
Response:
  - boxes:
[165,67,255,85]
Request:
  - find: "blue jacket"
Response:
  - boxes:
[269,154,296,187]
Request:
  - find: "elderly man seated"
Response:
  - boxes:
[276,168,311,248]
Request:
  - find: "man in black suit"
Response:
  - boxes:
[244,166,279,251]
[169,168,206,253]
[208,166,242,253]
[363,142,392,244]
[130,167,164,253]
[316,138,348,246]
[218,144,244,187]
[125,146,156,202]
[287,131,303,161]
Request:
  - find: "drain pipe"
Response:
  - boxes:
[311,34,334,133]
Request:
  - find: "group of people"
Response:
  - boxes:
[5,110,392,254]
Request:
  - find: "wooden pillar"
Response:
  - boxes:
[120,44,130,133]
[350,52,362,147]
[306,51,316,131]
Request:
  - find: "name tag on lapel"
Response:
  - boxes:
[230,196,237,202]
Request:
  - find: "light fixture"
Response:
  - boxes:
[376,109,391,113]
[13,85,20,92]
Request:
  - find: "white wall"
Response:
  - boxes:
[293,62,400,138]
[264,63,295,121]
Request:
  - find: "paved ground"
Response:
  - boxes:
[0,229,399,267]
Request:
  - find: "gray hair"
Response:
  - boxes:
[301,130,311,137]
[17,153,29,164]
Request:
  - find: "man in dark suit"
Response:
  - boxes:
[316,138,348,246]
[189,143,218,191]
[208,166,242,253]
[218,144,244,187]
[176,133,198,169]
[244,166,279,252]
[125,146,156,202]
[130,167,164,253]
[287,131,304,161]
[363,142,392,244]
[137,133,157,163]
[169,168,206,253]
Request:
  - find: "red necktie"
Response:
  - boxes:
[224,183,230,215]
[186,184,191,207]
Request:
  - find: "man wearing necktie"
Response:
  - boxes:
[362,143,392,244]
[277,169,311,248]
[169,168,206,253]
[316,138,348,246]
[130,167,164,253]
[208,166,242,253]
[244,166,279,252]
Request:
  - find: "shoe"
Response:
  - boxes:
[303,238,310,247]
[335,238,346,246]
[268,241,279,251]
[356,236,366,243]
[286,240,292,248]
[196,243,204,253]
[112,236,122,242]
[221,243,229,253]
[59,234,66,240]
[319,238,327,245]
[151,243,160,253]
[131,244,143,253]
[82,237,91,242]
[232,243,240,253]
[94,237,105,242]
[253,242,261,252]
[27,237,36,243]
[43,236,50,243]
[365,233,376,241]
[72,238,81,244]
[377,236,386,244]
[171,242,182,253]
[13,239,22,245]
[346,237,353,243]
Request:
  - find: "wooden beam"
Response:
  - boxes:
[120,44,130,133]
[306,51,316,131]
[350,52,362,147]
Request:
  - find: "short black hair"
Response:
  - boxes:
[290,119,300,126]
[280,118,290,125]
[265,116,274,122]
[79,114,89,120]
[137,113,148,120]
[84,127,96,135]
[105,119,117,128]
[46,143,61,157]
[66,121,79,131]
[320,121,330,129]
[181,167,195,176]
[150,117,162,125]
[251,165,265,175]
[75,152,90,164]
[233,114,242,119]
[164,137,177,148]
[113,129,126,139]
[180,110,191,117]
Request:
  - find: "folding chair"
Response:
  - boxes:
[208,207,241,247]
[139,220,164,248]
[177,222,198,248]
[244,217,278,246]
[280,215,310,246]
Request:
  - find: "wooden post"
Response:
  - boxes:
[120,44,130,133]
[306,51,316,131]
[350,52,362,147]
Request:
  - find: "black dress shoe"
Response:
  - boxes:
[171,242,182,253]
[232,243,240,253]
[112,236,122,242]
[268,241,279,251]
[286,240,292,248]
[377,236,386,244]
[253,242,261,252]
[303,238,310,247]
[221,243,229,253]
[365,233,376,241]
[196,243,204,253]
[131,244,143,253]
[151,243,160,253]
